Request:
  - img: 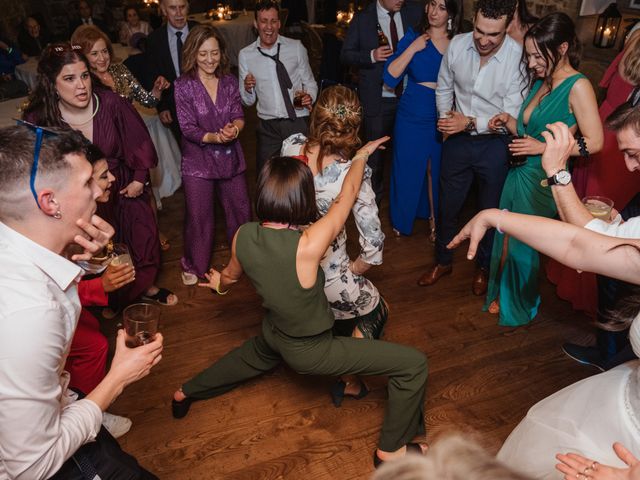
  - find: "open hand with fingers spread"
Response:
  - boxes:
[71,215,115,261]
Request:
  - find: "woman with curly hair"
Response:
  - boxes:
[281,85,387,404]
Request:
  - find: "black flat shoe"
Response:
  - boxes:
[373,442,424,468]
[330,380,369,407]
[172,396,196,419]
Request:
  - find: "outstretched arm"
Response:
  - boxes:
[448,208,640,285]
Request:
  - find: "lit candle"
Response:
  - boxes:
[601,27,611,47]
[218,11,224,19]
[337,11,343,22]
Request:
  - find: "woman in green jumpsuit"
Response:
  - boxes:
[484,13,603,326]
[171,138,428,466]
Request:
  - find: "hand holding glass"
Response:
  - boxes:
[123,303,160,347]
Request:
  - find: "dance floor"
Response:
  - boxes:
[106,107,596,479]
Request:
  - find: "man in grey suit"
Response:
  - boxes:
[341,0,422,204]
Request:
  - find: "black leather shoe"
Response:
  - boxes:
[172,396,196,419]
[561,343,605,372]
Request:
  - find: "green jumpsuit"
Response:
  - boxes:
[182,222,428,451]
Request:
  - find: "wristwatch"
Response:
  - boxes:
[541,169,571,187]
[464,116,476,132]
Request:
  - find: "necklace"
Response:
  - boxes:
[60,93,100,127]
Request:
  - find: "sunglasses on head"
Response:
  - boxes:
[13,119,60,209]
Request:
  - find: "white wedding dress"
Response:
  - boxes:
[497,316,640,478]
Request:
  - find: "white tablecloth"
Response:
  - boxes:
[188,12,257,66]
[135,105,182,208]
[15,44,139,92]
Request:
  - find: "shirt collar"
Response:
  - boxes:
[0,221,83,290]
[167,22,189,37]
[255,35,282,52]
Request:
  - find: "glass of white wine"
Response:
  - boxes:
[110,243,132,266]
[582,196,614,219]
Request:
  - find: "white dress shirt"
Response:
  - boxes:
[167,23,190,78]
[585,215,640,238]
[238,35,318,120]
[436,32,526,134]
[0,222,102,480]
[374,0,405,98]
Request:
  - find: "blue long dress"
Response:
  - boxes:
[384,28,444,235]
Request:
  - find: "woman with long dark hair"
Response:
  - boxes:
[507,0,539,44]
[172,137,431,468]
[384,0,462,239]
[23,43,177,307]
[484,12,602,326]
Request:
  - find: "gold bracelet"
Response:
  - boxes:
[215,279,229,295]
[232,125,239,138]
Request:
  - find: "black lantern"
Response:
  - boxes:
[593,3,622,49]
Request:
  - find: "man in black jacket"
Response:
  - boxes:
[341,0,422,204]
[145,0,198,141]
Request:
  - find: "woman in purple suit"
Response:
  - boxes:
[175,25,250,286]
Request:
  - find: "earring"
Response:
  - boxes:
[447,17,453,31]
[54,211,62,219]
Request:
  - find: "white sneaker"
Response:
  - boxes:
[181,271,198,286]
[102,412,132,439]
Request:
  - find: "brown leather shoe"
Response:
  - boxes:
[472,268,489,296]
[417,264,452,287]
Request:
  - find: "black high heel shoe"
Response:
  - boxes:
[172,396,196,419]
[330,380,369,407]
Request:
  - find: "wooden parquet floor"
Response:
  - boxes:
[107,109,599,479]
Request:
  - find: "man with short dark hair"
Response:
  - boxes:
[541,106,640,371]
[238,0,317,175]
[340,0,422,204]
[146,0,198,140]
[418,0,526,295]
[0,126,163,479]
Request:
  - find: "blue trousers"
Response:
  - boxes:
[436,133,510,269]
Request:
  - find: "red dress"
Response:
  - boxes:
[546,51,639,317]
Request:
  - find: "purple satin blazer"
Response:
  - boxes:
[174,72,246,179]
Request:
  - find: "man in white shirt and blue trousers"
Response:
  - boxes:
[417,0,526,295]
[239,0,318,175]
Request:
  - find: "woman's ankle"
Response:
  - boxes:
[174,389,186,402]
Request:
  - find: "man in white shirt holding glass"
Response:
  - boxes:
[418,0,526,295]
[238,0,318,175]
[0,126,163,479]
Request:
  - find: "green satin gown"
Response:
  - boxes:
[484,74,584,326]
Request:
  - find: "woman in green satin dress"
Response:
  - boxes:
[484,12,603,326]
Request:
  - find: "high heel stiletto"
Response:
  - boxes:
[330,380,369,407]
[172,396,196,419]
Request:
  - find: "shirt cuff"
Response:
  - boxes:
[133,169,149,184]
[370,50,376,63]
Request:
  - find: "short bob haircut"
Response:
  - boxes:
[181,24,230,77]
[255,156,318,226]
[71,24,114,61]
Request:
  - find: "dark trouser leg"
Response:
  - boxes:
[436,135,474,265]
[279,330,427,452]
[256,117,309,177]
[50,427,158,480]
[363,98,398,204]
[472,136,510,270]
[182,325,282,399]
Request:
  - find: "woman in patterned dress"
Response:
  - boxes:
[281,85,387,405]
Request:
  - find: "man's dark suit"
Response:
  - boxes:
[340,0,422,203]
[69,18,108,36]
[145,20,198,141]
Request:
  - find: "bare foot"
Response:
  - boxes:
[488,299,500,314]
[376,443,429,462]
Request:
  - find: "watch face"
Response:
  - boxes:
[555,170,571,185]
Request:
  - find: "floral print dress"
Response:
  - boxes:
[282,133,384,319]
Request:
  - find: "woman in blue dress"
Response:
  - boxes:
[384,0,462,239]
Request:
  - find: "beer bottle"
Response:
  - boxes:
[377,23,389,47]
